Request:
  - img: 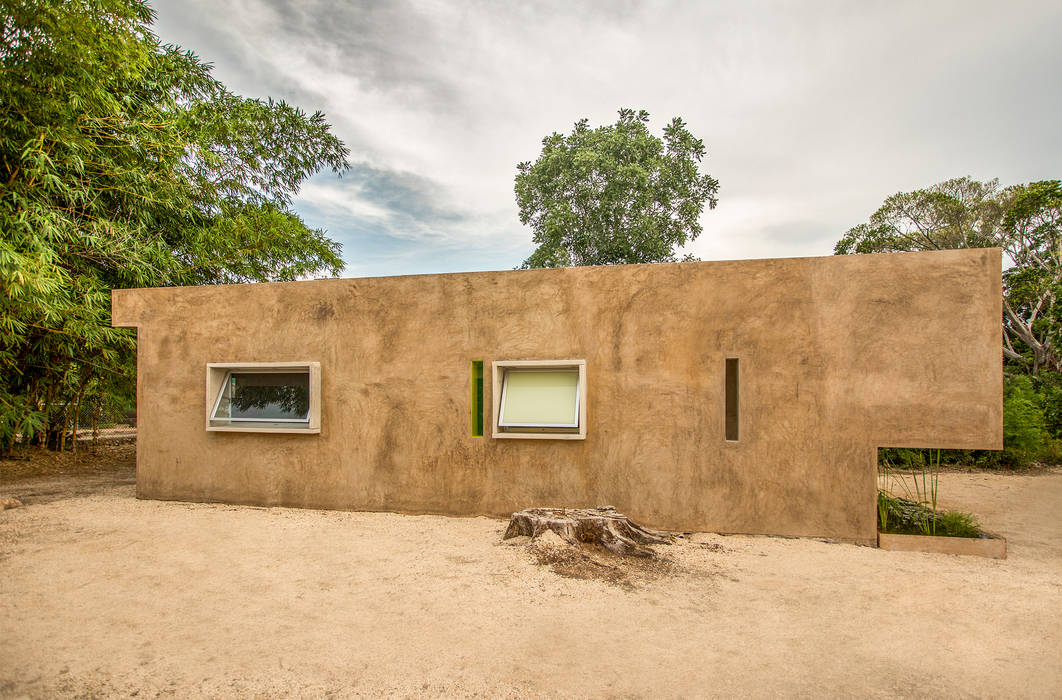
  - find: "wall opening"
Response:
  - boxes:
[491,360,587,440]
[725,358,739,441]
[470,360,484,437]
[205,362,321,434]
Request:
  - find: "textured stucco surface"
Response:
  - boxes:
[112,249,1003,545]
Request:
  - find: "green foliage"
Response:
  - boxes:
[880,450,942,534]
[0,394,46,451]
[878,451,983,537]
[1003,376,1049,458]
[0,0,349,451]
[935,510,984,538]
[515,108,719,268]
[876,492,983,538]
[1033,370,1062,438]
[834,177,1003,255]
[1000,180,1062,374]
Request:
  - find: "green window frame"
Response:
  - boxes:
[471,360,484,437]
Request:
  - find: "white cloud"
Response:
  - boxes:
[151,0,1062,276]
[297,181,392,222]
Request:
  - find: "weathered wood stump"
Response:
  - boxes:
[503,506,674,557]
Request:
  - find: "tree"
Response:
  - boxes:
[0,0,349,451]
[515,108,719,269]
[833,177,1004,255]
[835,177,1062,375]
[999,181,1062,374]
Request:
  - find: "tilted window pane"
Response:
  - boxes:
[500,370,579,427]
[215,372,310,421]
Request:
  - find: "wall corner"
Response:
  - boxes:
[111,288,141,328]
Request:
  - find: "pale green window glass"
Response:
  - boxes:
[500,369,579,427]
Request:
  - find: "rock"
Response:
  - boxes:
[1,497,23,510]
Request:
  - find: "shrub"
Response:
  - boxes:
[936,510,983,538]
[876,492,983,538]
[1033,370,1062,439]
[1002,376,1050,465]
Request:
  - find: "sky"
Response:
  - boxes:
[150,0,1062,278]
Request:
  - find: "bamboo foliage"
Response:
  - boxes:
[0,0,350,451]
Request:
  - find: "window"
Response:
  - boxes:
[470,360,484,437]
[491,360,586,440]
[725,357,739,441]
[206,362,321,433]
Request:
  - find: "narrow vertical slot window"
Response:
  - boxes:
[725,358,739,441]
[470,360,484,437]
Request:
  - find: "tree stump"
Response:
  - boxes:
[503,506,674,557]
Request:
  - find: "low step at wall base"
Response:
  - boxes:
[878,532,1007,559]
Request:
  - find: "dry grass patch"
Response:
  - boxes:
[0,443,135,481]
[519,529,727,589]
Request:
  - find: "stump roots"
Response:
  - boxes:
[503,506,673,557]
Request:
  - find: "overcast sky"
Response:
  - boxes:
[151,0,1062,278]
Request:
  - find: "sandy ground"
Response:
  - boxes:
[1,448,1061,699]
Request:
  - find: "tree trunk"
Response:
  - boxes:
[71,389,84,454]
[43,381,55,449]
[92,398,102,448]
[503,506,674,557]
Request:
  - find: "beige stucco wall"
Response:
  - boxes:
[112,249,1003,545]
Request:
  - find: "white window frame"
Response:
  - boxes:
[206,362,321,434]
[491,360,586,440]
[498,369,581,429]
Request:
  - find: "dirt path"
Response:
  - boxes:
[1,459,1060,698]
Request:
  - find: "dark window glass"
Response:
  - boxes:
[219,372,310,421]
[725,358,739,441]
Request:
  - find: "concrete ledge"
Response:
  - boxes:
[878,532,1007,559]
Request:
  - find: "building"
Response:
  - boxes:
[111,248,1003,545]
